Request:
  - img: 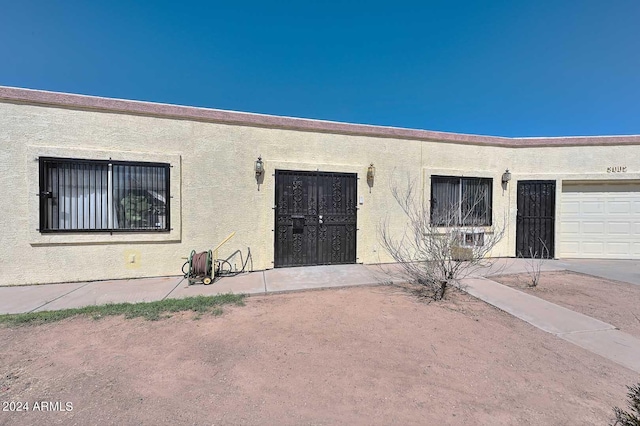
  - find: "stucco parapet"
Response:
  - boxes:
[2,86,640,148]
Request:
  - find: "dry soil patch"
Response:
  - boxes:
[1,285,638,425]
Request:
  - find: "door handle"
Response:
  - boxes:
[318,215,323,224]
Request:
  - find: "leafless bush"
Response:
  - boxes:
[519,239,550,288]
[378,174,505,301]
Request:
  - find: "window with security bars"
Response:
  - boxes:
[39,157,170,232]
[430,176,492,226]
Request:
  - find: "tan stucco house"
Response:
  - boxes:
[1,86,639,286]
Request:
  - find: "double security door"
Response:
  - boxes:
[274,170,357,267]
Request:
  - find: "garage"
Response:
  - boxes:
[559,181,640,259]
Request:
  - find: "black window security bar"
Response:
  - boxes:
[39,157,170,233]
[430,176,493,226]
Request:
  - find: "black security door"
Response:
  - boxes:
[274,170,357,267]
[516,180,556,258]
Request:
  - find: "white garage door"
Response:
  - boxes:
[560,182,640,259]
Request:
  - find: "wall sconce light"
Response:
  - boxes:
[255,156,264,177]
[367,163,375,187]
[367,163,375,193]
[501,169,512,184]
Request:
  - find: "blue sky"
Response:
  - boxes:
[2,1,639,137]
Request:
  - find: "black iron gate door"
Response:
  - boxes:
[274,170,357,267]
[516,180,556,258]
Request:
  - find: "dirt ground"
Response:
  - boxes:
[1,285,638,425]
[492,270,640,338]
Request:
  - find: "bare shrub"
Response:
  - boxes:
[519,239,550,288]
[379,174,505,301]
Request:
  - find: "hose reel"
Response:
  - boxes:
[185,249,214,285]
[182,232,250,286]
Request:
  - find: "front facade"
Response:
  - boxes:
[1,86,639,286]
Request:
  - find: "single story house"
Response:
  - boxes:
[1,86,639,286]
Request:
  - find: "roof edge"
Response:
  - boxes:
[2,86,640,148]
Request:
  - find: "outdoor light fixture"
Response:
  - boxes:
[367,163,375,187]
[502,169,512,184]
[255,156,264,177]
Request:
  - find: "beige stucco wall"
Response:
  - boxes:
[1,100,639,286]
[1,101,421,285]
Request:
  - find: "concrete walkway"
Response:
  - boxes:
[462,277,640,374]
[0,264,401,315]
[1,259,639,373]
